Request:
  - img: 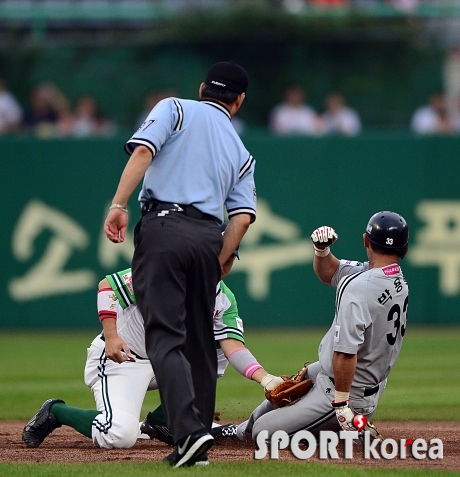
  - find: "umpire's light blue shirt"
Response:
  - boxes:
[125,98,256,224]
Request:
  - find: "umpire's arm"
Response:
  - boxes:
[219,214,251,267]
[105,145,152,243]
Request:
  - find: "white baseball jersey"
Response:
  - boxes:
[319,259,409,389]
[85,268,245,449]
[105,268,245,370]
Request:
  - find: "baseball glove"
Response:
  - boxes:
[265,364,313,407]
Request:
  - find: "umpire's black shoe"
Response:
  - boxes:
[140,413,175,446]
[210,423,238,444]
[163,430,214,468]
[22,399,64,448]
[190,451,209,466]
[163,449,210,467]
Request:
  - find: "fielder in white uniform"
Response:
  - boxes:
[238,211,409,440]
[22,245,283,450]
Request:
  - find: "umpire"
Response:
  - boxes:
[104,61,256,467]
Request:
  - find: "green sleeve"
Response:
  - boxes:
[217,281,245,344]
[106,268,136,310]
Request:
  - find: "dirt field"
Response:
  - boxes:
[1,421,459,471]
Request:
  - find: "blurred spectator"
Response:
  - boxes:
[410,92,455,135]
[269,85,321,135]
[443,46,460,122]
[309,0,348,5]
[136,89,178,128]
[73,95,115,137]
[55,106,75,138]
[22,83,68,138]
[448,95,460,133]
[388,0,419,13]
[0,76,22,135]
[320,92,361,136]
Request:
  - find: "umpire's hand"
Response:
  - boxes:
[105,208,128,243]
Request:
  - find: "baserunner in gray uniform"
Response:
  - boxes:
[237,211,409,440]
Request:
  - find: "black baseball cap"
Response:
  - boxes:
[205,61,249,95]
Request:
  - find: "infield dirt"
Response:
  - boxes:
[1,421,459,471]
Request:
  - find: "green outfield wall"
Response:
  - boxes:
[2,133,460,328]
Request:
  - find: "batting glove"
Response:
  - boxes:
[331,400,357,432]
[361,421,384,442]
[311,226,338,257]
[260,374,285,392]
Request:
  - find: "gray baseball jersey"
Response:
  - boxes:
[319,260,409,389]
[239,258,409,440]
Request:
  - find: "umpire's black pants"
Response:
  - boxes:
[132,211,222,443]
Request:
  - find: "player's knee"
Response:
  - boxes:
[306,361,321,382]
[92,413,140,449]
[109,431,138,449]
[98,278,110,290]
[94,428,139,449]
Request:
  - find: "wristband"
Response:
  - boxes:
[260,374,276,389]
[335,390,350,402]
[313,245,330,257]
[98,288,118,322]
[110,204,128,214]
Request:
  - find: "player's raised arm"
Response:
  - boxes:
[310,226,340,285]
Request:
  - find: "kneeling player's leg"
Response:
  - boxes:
[50,403,99,438]
[91,357,154,449]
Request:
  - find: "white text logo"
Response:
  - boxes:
[254,430,443,461]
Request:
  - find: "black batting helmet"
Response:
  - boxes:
[365,211,409,259]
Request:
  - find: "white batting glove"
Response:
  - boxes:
[361,421,384,442]
[311,226,338,257]
[332,401,356,431]
[260,374,285,392]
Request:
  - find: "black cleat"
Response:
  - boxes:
[210,423,238,443]
[140,412,174,446]
[22,399,64,448]
[163,430,214,468]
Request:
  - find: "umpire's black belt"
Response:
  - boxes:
[141,200,217,222]
[328,377,379,397]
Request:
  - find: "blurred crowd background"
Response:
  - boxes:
[1,0,460,138]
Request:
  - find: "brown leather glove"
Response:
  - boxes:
[265,364,313,407]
